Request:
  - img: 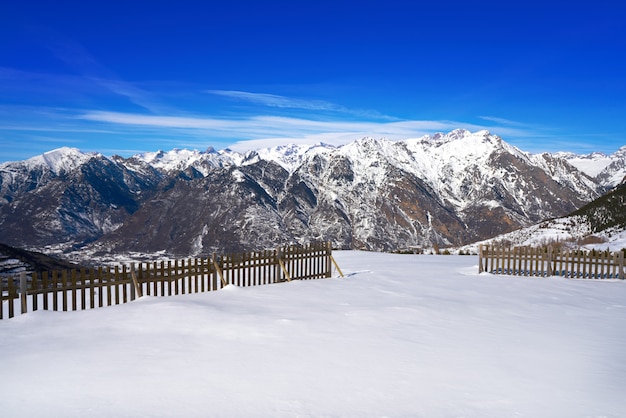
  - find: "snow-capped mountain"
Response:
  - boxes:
[26,147,96,175]
[252,143,333,172]
[133,147,241,176]
[560,146,626,189]
[0,150,162,247]
[0,147,97,205]
[269,130,599,251]
[0,130,612,257]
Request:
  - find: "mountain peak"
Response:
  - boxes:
[448,128,474,139]
[426,129,492,143]
[255,142,333,172]
[24,147,95,175]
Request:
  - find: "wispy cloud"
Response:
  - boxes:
[78,109,544,152]
[80,111,234,129]
[478,116,530,127]
[2,101,602,162]
[79,110,454,138]
[207,90,336,110]
[206,90,396,120]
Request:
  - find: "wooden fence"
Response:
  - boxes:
[1,242,343,320]
[479,244,625,279]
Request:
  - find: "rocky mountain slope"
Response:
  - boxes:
[0,148,162,249]
[460,178,626,252]
[0,130,617,257]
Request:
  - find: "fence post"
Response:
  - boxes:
[547,246,553,277]
[326,242,332,278]
[620,250,625,280]
[327,242,344,278]
[275,247,282,282]
[276,247,291,282]
[129,265,135,301]
[20,271,28,315]
[8,277,15,318]
[478,245,484,273]
[212,253,227,287]
[130,263,142,300]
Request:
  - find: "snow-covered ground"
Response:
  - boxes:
[1,251,625,418]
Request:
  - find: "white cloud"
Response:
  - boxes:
[478,116,529,126]
[78,111,463,142]
[80,111,234,130]
[206,90,395,120]
[206,90,335,110]
[3,102,604,161]
[77,109,553,152]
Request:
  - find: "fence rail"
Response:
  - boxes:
[1,242,342,320]
[479,244,625,279]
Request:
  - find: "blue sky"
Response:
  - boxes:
[1,1,625,163]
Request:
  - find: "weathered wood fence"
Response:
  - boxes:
[479,244,625,279]
[1,242,343,320]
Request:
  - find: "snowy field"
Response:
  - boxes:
[1,251,625,418]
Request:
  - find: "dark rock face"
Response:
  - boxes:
[97,161,291,255]
[0,153,161,248]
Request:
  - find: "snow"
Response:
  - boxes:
[594,227,626,251]
[23,147,95,175]
[254,143,331,172]
[2,251,625,417]
[134,148,238,174]
[231,169,246,182]
[566,154,613,178]
[137,148,205,169]
[560,147,626,188]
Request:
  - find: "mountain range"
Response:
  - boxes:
[1,129,624,262]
